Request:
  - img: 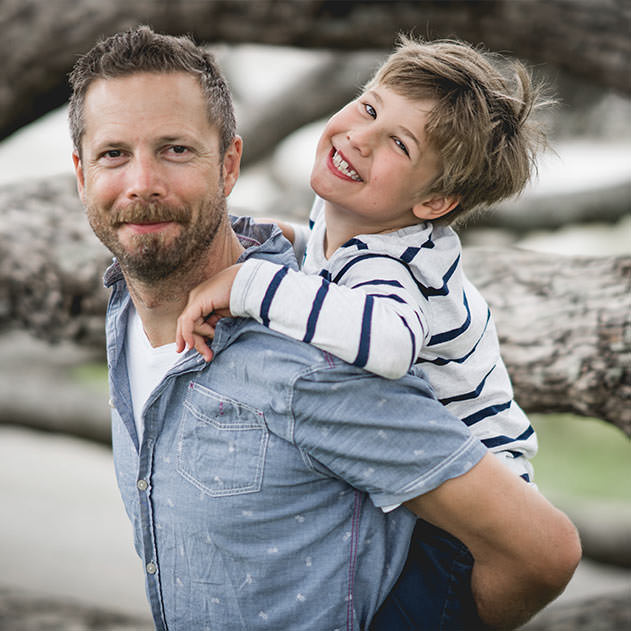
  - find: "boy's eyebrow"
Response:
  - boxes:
[366,89,421,150]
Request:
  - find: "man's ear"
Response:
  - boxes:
[222,135,243,198]
[412,194,459,221]
[72,151,87,204]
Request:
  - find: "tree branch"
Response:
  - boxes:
[1,0,629,141]
[1,175,629,433]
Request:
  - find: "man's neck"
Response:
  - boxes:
[125,227,244,348]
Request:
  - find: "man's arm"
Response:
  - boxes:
[405,453,582,630]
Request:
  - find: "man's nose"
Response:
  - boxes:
[126,153,167,201]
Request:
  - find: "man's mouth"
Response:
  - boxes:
[330,149,362,182]
[122,221,175,235]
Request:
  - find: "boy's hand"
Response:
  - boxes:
[176,264,243,362]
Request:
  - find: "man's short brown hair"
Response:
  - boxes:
[366,35,550,225]
[68,25,236,158]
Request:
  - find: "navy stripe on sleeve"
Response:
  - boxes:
[462,400,512,427]
[260,266,289,327]
[422,308,491,366]
[438,365,496,405]
[481,424,535,448]
[398,314,418,367]
[428,291,471,346]
[353,295,374,368]
[420,254,460,298]
[352,279,404,289]
[303,278,330,343]
[332,253,429,298]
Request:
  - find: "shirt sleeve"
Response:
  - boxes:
[288,222,311,267]
[230,256,428,379]
[290,364,487,508]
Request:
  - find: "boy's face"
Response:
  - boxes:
[310,85,453,231]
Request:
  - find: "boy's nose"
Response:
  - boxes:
[347,128,373,157]
[126,154,167,201]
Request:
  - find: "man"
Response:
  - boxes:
[70,26,580,630]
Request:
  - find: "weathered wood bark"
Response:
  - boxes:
[1,175,629,433]
[236,50,381,167]
[1,0,629,142]
[2,584,628,631]
[464,247,631,433]
[1,585,629,631]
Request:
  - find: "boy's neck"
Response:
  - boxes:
[322,201,418,259]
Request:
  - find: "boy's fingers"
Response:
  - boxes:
[193,334,213,362]
[193,322,216,338]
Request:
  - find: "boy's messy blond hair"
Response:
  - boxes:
[366,35,549,225]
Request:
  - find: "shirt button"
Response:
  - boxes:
[137,479,148,491]
[108,399,115,408]
[146,562,157,575]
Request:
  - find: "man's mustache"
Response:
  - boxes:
[110,202,190,225]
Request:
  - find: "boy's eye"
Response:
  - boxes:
[363,103,377,119]
[393,137,409,156]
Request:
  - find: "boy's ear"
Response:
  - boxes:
[412,195,459,221]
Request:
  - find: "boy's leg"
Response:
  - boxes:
[371,518,487,631]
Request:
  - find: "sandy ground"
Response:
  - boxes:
[0,422,629,626]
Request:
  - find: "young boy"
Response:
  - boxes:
[177,36,547,628]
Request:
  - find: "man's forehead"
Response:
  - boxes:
[84,71,204,104]
[81,72,217,144]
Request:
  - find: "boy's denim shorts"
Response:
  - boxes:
[371,518,487,631]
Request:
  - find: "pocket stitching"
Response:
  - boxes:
[177,384,268,497]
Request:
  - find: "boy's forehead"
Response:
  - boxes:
[363,85,436,140]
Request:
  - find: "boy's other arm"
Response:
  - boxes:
[405,453,582,630]
[256,217,310,265]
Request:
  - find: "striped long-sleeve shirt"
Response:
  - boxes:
[231,198,537,480]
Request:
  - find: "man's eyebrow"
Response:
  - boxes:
[158,135,194,144]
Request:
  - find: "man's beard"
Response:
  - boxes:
[87,191,226,284]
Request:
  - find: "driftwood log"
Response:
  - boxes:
[1,0,630,142]
[1,175,629,435]
[2,585,628,631]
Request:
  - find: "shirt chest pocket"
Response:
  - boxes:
[177,382,268,497]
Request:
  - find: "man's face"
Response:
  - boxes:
[74,71,241,283]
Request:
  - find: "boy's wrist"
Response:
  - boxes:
[229,258,265,317]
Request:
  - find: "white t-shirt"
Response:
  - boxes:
[125,306,180,441]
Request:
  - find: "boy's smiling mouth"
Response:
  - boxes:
[329,148,363,182]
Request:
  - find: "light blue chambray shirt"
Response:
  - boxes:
[105,216,486,631]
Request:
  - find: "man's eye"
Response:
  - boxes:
[393,137,409,156]
[103,149,122,159]
[363,103,377,119]
[169,145,190,155]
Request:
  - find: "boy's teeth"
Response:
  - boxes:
[332,150,362,181]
